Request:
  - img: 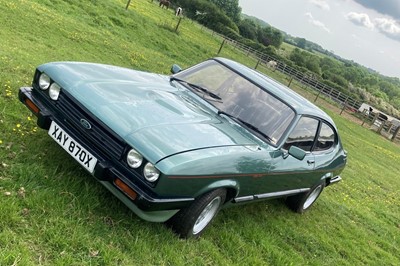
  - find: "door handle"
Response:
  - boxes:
[307,160,315,165]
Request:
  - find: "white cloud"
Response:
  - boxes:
[345,12,374,29]
[346,12,400,41]
[354,0,400,20]
[305,12,331,33]
[374,18,400,41]
[309,0,330,10]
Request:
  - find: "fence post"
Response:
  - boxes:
[340,103,346,115]
[217,39,225,55]
[314,85,323,102]
[287,76,293,87]
[340,96,349,115]
[377,120,386,134]
[125,0,132,10]
[372,113,379,126]
[361,109,368,126]
[391,126,400,142]
[175,17,182,32]
[255,59,260,70]
[387,123,394,133]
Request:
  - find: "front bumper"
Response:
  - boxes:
[19,87,193,222]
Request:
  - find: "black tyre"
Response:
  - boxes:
[166,188,226,239]
[286,181,325,213]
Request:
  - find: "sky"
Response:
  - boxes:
[238,0,400,79]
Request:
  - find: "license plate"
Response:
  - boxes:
[48,121,98,173]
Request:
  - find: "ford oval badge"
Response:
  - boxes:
[80,119,92,130]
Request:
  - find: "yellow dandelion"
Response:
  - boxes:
[16,124,21,128]
[0,140,2,144]
[27,116,32,121]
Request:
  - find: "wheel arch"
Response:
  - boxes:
[318,172,334,187]
[194,179,239,203]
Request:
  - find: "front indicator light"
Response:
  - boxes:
[49,83,61,100]
[115,178,137,200]
[25,98,40,114]
[144,163,160,182]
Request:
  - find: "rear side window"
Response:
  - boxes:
[314,122,336,151]
[283,117,319,151]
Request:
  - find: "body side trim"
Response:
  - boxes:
[234,188,310,203]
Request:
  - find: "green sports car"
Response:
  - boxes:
[19,57,347,238]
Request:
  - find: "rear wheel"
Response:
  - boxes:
[286,181,325,213]
[166,188,226,239]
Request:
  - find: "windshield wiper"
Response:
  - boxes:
[170,77,222,101]
[217,111,273,142]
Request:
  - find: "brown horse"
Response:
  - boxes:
[159,0,170,9]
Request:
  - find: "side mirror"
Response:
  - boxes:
[170,64,182,74]
[287,146,306,160]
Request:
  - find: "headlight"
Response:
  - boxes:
[49,83,61,100]
[127,149,143,168]
[38,73,51,90]
[143,163,160,182]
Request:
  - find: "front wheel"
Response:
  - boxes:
[166,188,226,239]
[286,181,325,213]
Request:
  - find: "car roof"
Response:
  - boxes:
[214,57,335,126]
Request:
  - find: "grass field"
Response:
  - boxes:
[1,0,399,265]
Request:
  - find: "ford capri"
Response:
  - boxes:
[19,57,347,238]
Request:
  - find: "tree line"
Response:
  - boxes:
[176,0,400,117]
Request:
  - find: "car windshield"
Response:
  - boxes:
[173,60,295,145]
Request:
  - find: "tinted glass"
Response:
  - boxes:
[284,117,319,151]
[315,122,336,151]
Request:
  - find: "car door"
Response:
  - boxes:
[265,116,321,194]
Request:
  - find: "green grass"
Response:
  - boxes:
[1,0,399,265]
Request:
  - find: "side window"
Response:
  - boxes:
[284,117,319,151]
[315,122,336,151]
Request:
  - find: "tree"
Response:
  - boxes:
[306,59,321,76]
[289,48,322,76]
[296,38,307,49]
[289,48,306,67]
[257,26,283,48]
[178,0,239,33]
[391,97,400,110]
[208,0,242,23]
[379,80,399,98]
[238,19,257,40]
[320,57,340,71]
[372,89,389,102]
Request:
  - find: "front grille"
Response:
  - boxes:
[56,92,126,160]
